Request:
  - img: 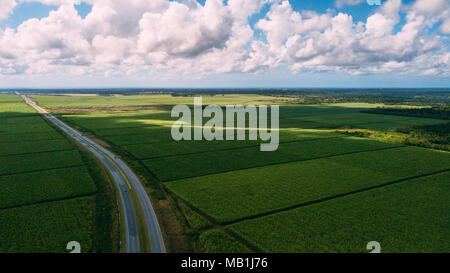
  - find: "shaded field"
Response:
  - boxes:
[229,171,450,253]
[0,139,73,156]
[0,197,95,253]
[0,166,97,209]
[146,137,401,182]
[296,112,446,130]
[0,131,63,143]
[0,150,83,175]
[123,130,338,160]
[198,230,251,253]
[0,94,110,253]
[166,147,450,223]
[0,122,56,134]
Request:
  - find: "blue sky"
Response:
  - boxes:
[0,0,448,88]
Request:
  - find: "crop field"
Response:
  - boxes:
[166,147,450,223]
[0,150,84,175]
[123,130,338,160]
[146,137,402,181]
[0,95,109,253]
[229,171,450,252]
[0,131,62,143]
[296,112,446,130]
[32,94,283,109]
[0,197,95,253]
[0,95,36,117]
[33,94,449,253]
[0,139,73,156]
[0,166,97,209]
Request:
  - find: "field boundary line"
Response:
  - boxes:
[161,145,404,182]
[163,186,265,253]
[0,192,98,211]
[0,147,77,158]
[0,164,85,177]
[0,136,64,144]
[0,148,75,158]
[136,136,345,161]
[223,168,450,226]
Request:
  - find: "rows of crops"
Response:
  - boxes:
[229,172,450,252]
[296,112,447,130]
[146,137,401,181]
[166,146,450,223]
[0,197,95,253]
[0,150,84,175]
[122,130,337,160]
[0,95,102,252]
[0,166,97,209]
[0,131,62,143]
[0,139,73,156]
[41,95,450,253]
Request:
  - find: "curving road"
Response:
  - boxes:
[22,95,166,253]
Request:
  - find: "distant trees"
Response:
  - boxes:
[362,107,450,120]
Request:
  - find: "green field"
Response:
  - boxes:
[0,166,97,209]
[27,93,450,253]
[0,197,95,253]
[0,95,114,253]
[166,147,450,223]
[147,137,401,181]
[229,172,450,252]
[0,150,84,175]
[0,139,73,156]
[0,131,63,143]
[32,94,281,109]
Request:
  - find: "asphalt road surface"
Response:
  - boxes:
[22,95,166,253]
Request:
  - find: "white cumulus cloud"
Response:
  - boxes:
[0,0,448,79]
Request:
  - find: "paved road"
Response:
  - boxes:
[22,95,166,253]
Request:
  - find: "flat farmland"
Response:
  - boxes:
[123,130,338,160]
[32,94,283,109]
[145,137,401,181]
[0,150,84,175]
[0,197,95,253]
[229,171,450,252]
[0,95,36,117]
[0,139,73,156]
[166,147,450,223]
[0,166,97,209]
[0,94,112,252]
[296,112,447,130]
[0,131,62,143]
[33,94,449,253]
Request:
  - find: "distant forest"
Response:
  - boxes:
[1,88,449,105]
